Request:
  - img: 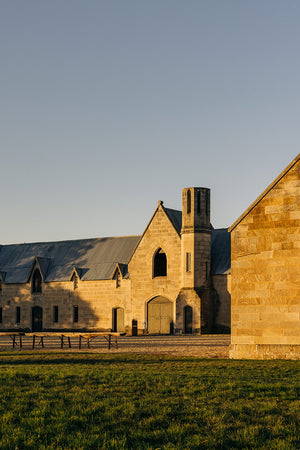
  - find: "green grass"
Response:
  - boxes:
[0,353,299,449]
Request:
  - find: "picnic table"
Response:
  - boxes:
[0,332,24,348]
[25,332,123,349]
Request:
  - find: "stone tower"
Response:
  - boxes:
[181,187,211,288]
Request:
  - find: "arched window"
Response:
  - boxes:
[153,248,167,277]
[32,269,42,294]
[187,189,191,214]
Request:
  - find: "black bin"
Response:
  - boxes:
[132,319,138,336]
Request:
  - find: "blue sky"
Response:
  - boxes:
[1,1,299,244]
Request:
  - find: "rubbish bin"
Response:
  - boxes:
[132,319,138,336]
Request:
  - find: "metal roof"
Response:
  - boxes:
[0,209,231,284]
[211,228,231,275]
[164,208,182,234]
[0,236,140,284]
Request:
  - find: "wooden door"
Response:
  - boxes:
[148,297,173,334]
[184,305,193,334]
[112,307,124,332]
[32,306,43,332]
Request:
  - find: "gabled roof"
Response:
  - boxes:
[35,256,51,281]
[0,236,140,284]
[229,153,300,232]
[112,263,128,279]
[128,201,181,264]
[164,208,182,234]
[70,267,85,281]
[127,200,230,274]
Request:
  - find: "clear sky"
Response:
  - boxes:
[1,1,299,244]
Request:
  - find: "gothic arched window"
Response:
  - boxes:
[153,248,167,277]
[32,269,42,294]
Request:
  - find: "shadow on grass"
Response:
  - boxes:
[0,353,299,373]
[0,352,202,367]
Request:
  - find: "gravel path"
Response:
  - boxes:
[0,334,231,358]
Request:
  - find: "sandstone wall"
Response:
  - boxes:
[230,159,300,359]
[0,277,131,332]
[129,205,182,333]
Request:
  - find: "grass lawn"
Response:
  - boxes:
[0,353,299,449]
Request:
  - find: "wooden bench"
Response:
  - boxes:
[25,332,123,349]
[0,332,24,348]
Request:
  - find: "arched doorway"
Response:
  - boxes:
[148,296,173,334]
[32,306,43,332]
[112,307,124,332]
[184,305,193,334]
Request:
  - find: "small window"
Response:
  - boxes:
[153,248,167,277]
[206,190,209,216]
[16,306,21,324]
[73,306,78,323]
[72,274,78,290]
[197,190,201,215]
[0,280,2,292]
[32,269,42,294]
[0,307,2,323]
[206,261,209,279]
[187,189,191,214]
[186,253,192,272]
[53,306,58,323]
[113,270,121,288]
[116,272,121,288]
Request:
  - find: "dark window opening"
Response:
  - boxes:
[153,249,167,277]
[53,305,58,323]
[71,274,78,290]
[184,305,193,334]
[116,272,121,288]
[32,269,42,294]
[113,270,121,288]
[206,190,209,216]
[205,261,210,279]
[73,306,78,323]
[0,307,2,323]
[16,306,20,324]
[187,189,191,214]
[197,190,201,214]
[0,280,2,292]
[186,252,192,272]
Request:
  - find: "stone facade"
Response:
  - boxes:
[0,188,231,335]
[229,154,300,359]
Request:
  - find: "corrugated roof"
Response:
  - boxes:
[211,228,231,275]
[0,208,231,284]
[0,236,140,284]
[164,208,182,234]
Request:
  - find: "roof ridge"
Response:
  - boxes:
[0,235,141,247]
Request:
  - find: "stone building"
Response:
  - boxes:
[0,188,230,334]
[229,154,300,359]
